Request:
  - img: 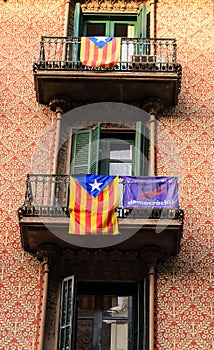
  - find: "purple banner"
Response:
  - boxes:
[122,176,179,209]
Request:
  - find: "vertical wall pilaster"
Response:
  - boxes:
[142,97,164,176]
[149,113,156,176]
[141,247,164,350]
[49,98,70,175]
[37,245,60,350]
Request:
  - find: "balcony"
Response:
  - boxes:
[18,174,184,257]
[33,37,182,107]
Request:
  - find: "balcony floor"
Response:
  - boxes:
[19,215,182,256]
[34,69,180,107]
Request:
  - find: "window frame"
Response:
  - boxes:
[83,15,137,37]
[73,2,149,39]
[70,123,149,177]
[99,133,135,176]
[58,278,149,350]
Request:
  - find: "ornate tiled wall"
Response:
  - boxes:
[156,1,214,349]
[0,0,213,349]
[0,1,65,349]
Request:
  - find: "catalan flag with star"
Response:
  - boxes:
[80,36,121,68]
[69,175,120,235]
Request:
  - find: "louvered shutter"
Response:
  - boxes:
[134,121,149,176]
[73,2,83,37]
[140,123,149,176]
[71,129,91,175]
[135,4,147,38]
[133,279,149,350]
[135,5,147,55]
[58,275,77,350]
[89,123,100,174]
[71,125,100,175]
[73,3,83,62]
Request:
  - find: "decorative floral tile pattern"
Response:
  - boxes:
[156,1,214,349]
[0,0,213,349]
[0,1,65,349]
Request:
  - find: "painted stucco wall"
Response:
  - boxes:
[0,0,213,349]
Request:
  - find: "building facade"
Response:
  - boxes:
[0,0,213,349]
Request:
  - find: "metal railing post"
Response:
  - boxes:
[39,36,45,61]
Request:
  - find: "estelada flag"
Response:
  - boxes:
[69,175,120,235]
[80,37,121,68]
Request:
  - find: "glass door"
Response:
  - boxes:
[76,293,132,350]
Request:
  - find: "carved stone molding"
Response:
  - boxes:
[81,0,143,13]
[140,246,164,267]
[101,122,136,130]
[142,97,164,115]
[36,245,164,280]
[37,244,60,266]
[49,97,71,113]
[49,248,149,281]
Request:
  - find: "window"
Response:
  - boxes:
[77,294,130,349]
[70,123,149,177]
[72,3,150,63]
[73,3,149,39]
[102,138,133,176]
[58,277,149,350]
[83,18,136,38]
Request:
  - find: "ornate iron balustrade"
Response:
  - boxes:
[33,36,182,74]
[18,174,184,223]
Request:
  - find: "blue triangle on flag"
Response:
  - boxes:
[89,37,113,49]
[74,174,115,198]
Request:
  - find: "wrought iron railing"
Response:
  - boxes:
[18,174,184,223]
[33,36,182,74]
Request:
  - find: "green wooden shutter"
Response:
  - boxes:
[134,121,141,176]
[71,129,91,175]
[73,3,83,62]
[141,123,149,176]
[135,5,147,55]
[90,123,100,174]
[71,125,100,175]
[135,4,147,38]
[73,2,83,37]
[58,275,77,350]
[134,121,149,176]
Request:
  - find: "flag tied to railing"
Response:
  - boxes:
[122,176,179,208]
[69,175,120,235]
[80,37,121,68]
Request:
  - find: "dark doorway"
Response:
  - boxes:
[58,278,149,350]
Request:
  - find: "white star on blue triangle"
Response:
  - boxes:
[89,37,113,49]
[74,174,116,198]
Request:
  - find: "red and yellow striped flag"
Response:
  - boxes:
[69,175,120,235]
[80,37,121,68]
